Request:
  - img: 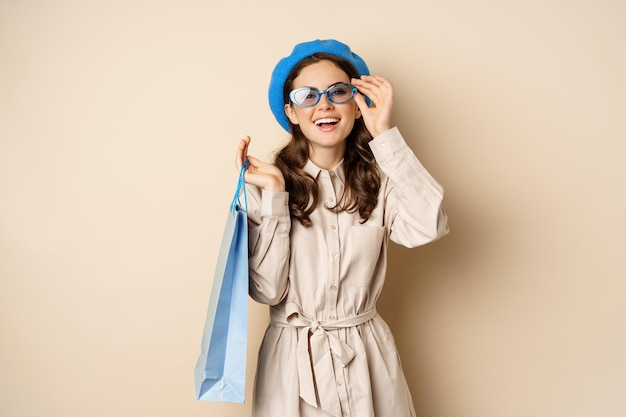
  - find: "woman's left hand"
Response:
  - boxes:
[352,75,394,138]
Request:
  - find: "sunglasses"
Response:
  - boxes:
[289,82,357,108]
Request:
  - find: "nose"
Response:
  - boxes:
[317,92,334,109]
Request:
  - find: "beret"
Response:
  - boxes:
[268,39,370,131]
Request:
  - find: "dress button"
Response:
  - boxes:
[330,284,337,291]
[331,225,337,230]
[342,412,348,417]
[329,315,337,321]
[332,252,338,257]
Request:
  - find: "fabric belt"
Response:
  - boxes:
[270,302,377,417]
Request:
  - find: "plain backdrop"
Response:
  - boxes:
[1,1,625,416]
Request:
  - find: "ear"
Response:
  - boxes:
[284,104,299,125]
[355,104,362,120]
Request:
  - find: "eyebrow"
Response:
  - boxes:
[298,81,348,90]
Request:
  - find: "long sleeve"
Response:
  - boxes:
[246,184,291,305]
[369,127,449,247]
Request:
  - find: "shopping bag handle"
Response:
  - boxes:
[230,159,250,214]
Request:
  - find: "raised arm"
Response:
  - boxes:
[370,128,449,247]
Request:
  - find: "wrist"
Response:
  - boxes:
[264,178,285,192]
[371,126,391,138]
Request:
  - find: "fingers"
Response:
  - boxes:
[351,75,394,137]
[351,75,393,104]
[354,91,369,113]
[351,75,389,91]
[245,155,262,172]
[235,135,251,170]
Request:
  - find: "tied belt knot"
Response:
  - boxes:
[270,302,377,417]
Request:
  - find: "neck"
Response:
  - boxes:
[309,143,346,170]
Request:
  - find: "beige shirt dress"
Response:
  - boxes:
[246,127,449,417]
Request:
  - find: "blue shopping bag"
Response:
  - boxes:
[194,160,250,403]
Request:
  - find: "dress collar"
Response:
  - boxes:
[303,159,346,186]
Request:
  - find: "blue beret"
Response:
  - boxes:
[268,39,370,131]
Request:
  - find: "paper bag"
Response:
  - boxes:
[194,161,249,403]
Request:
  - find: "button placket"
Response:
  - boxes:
[336,367,351,417]
[320,170,340,322]
[326,207,340,320]
[307,165,357,416]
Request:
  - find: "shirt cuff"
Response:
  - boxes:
[261,189,290,217]
[369,126,406,158]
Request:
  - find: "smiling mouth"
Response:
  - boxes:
[314,117,340,126]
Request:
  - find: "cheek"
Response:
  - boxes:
[348,102,361,118]
[292,107,310,120]
[345,103,360,120]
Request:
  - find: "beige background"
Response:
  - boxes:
[1,0,625,416]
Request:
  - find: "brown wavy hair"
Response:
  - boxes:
[274,53,381,227]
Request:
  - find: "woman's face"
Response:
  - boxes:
[284,60,361,157]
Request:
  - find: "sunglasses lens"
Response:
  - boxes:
[291,88,319,107]
[327,84,355,104]
[289,84,356,107]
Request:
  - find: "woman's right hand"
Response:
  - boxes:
[235,136,286,192]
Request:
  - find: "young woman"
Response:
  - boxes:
[235,39,449,417]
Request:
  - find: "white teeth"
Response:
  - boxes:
[314,118,339,126]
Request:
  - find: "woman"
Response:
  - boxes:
[235,39,449,417]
